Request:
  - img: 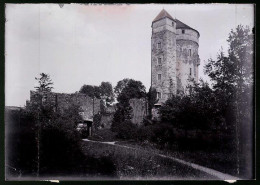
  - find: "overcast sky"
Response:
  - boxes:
[5,4,254,106]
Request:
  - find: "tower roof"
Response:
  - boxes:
[152,9,200,37]
[153,9,174,22]
[175,19,200,37]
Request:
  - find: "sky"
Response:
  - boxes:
[5,4,254,106]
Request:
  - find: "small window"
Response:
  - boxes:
[194,68,196,76]
[172,22,174,26]
[190,68,192,76]
[158,57,162,65]
[168,93,173,98]
[182,29,185,34]
[158,74,162,81]
[189,49,192,56]
[157,92,162,99]
[157,42,161,49]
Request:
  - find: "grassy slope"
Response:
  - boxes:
[87,129,240,178]
[80,141,217,180]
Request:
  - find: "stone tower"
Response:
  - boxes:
[151,9,200,105]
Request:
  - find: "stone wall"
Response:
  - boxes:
[129,98,147,126]
[28,91,148,128]
[151,25,177,104]
[28,91,100,121]
[151,15,200,103]
[100,113,114,129]
[176,39,200,94]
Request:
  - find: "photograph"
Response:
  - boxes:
[4,3,255,181]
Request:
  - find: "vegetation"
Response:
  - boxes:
[111,79,146,138]
[81,141,214,179]
[34,73,54,93]
[79,82,114,105]
[157,25,253,178]
[6,75,116,179]
[147,87,158,118]
[5,25,253,179]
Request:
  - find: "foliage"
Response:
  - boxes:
[160,79,229,141]
[79,84,100,99]
[111,103,133,131]
[112,120,138,140]
[114,78,130,98]
[136,123,175,148]
[147,87,158,118]
[204,25,254,176]
[112,79,146,136]
[117,79,146,104]
[35,73,54,93]
[79,82,115,105]
[205,25,253,90]
[99,82,115,105]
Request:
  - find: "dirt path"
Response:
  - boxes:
[82,139,240,180]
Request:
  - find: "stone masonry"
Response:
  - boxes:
[28,91,100,121]
[151,9,200,105]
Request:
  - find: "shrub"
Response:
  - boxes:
[114,120,138,140]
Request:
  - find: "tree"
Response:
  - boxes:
[204,25,254,176]
[114,78,130,98]
[111,79,146,135]
[117,79,146,104]
[34,73,55,176]
[35,73,54,93]
[147,87,158,118]
[99,82,115,105]
[79,85,100,99]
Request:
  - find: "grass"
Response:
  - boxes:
[85,128,241,178]
[88,128,117,142]
[114,140,242,178]
[80,140,216,180]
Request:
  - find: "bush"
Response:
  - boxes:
[113,120,138,140]
[136,123,175,149]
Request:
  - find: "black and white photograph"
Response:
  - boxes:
[4,3,255,181]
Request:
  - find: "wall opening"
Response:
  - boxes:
[158,57,162,65]
[158,74,162,81]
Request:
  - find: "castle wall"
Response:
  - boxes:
[100,113,114,129]
[129,98,147,126]
[29,91,100,121]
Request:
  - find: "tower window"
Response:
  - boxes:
[172,22,174,26]
[190,68,192,76]
[157,92,162,99]
[182,30,185,34]
[158,74,162,81]
[157,42,161,49]
[189,49,192,56]
[194,67,196,76]
[158,57,162,65]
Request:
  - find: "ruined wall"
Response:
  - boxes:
[129,98,147,126]
[100,113,114,129]
[29,91,100,121]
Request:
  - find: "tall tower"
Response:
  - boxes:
[151,9,177,105]
[151,9,200,105]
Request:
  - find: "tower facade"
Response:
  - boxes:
[151,9,200,105]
